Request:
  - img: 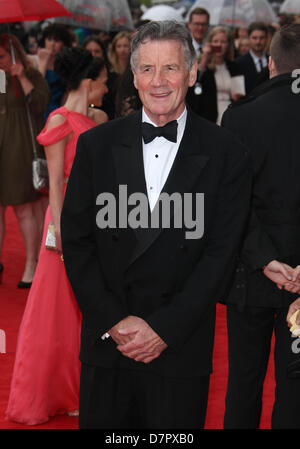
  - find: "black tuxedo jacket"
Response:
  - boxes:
[222,73,300,308]
[61,108,251,377]
[235,52,269,95]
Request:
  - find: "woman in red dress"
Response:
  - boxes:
[5,47,108,425]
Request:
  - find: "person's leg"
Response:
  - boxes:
[272,306,300,429]
[13,202,39,283]
[78,364,134,429]
[135,370,210,429]
[32,195,48,254]
[224,304,274,428]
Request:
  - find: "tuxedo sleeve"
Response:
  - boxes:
[222,109,280,271]
[146,139,252,351]
[61,132,128,334]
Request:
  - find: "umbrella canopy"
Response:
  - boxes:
[280,0,300,14]
[0,0,72,23]
[187,0,278,28]
[141,5,186,22]
[56,0,134,32]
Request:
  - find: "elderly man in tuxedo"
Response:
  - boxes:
[61,20,251,429]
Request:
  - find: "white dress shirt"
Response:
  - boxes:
[192,37,202,56]
[249,50,268,73]
[142,107,187,212]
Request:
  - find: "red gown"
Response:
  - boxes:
[5,107,97,425]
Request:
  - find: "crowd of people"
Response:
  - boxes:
[1,5,300,430]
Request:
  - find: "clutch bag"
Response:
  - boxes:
[45,221,56,250]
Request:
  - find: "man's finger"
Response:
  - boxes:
[118,327,138,336]
[117,340,144,353]
[285,283,300,294]
[292,266,300,282]
[277,263,292,280]
[142,353,161,364]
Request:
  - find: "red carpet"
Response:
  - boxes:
[0,206,275,429]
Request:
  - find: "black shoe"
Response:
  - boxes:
[17,280,32,289]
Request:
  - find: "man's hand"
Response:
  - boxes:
[108,315,139,346]
[286,298,300,328]
[263,260,300,293]
[116,317,168,364]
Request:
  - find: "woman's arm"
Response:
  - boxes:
[44,114,71,252]
[10,62,34,96]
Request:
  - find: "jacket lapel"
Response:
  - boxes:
[111,110,150,244]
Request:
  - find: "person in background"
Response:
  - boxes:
[5,47,108,426]
[82,35,107,59]
[187,7,210,56]
[83,34,117,120]
[114,61,141,117]
[108,31,132,76]
[234,27,248,56]
[237,37,251,56]
[222,23,300,429]
[186,8,218,122]
[0,34,50,288]
[199,26,245,125]
[234,22,269,94]
[24,31,38,56]
[30,24,73,120]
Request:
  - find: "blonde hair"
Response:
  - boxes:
[109,31,132,74]
[204,26,234,71]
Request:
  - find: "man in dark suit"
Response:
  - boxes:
[235,22,269,94]
[187,7,210,57]
[222,24,300,429]
[61,20,251,429]
[186,7,218,123]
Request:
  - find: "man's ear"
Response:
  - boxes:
[268,56,277,78]
[132,69,138,90]
[188,60,198,87]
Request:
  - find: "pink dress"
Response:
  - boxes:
[5,107,97,425]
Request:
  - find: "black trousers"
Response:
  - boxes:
[79,364,210,429]
[224,304,300,429]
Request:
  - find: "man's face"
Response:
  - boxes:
[249,29,267,55]
[133,39,197,126]
[188,13,209,44]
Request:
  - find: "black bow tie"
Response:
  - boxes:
[142,120,178,144]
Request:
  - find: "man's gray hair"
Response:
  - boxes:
[130,20,196,72]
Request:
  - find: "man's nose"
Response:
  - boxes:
[151,70,166,86]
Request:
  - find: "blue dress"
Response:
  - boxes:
[44,69,66,121]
